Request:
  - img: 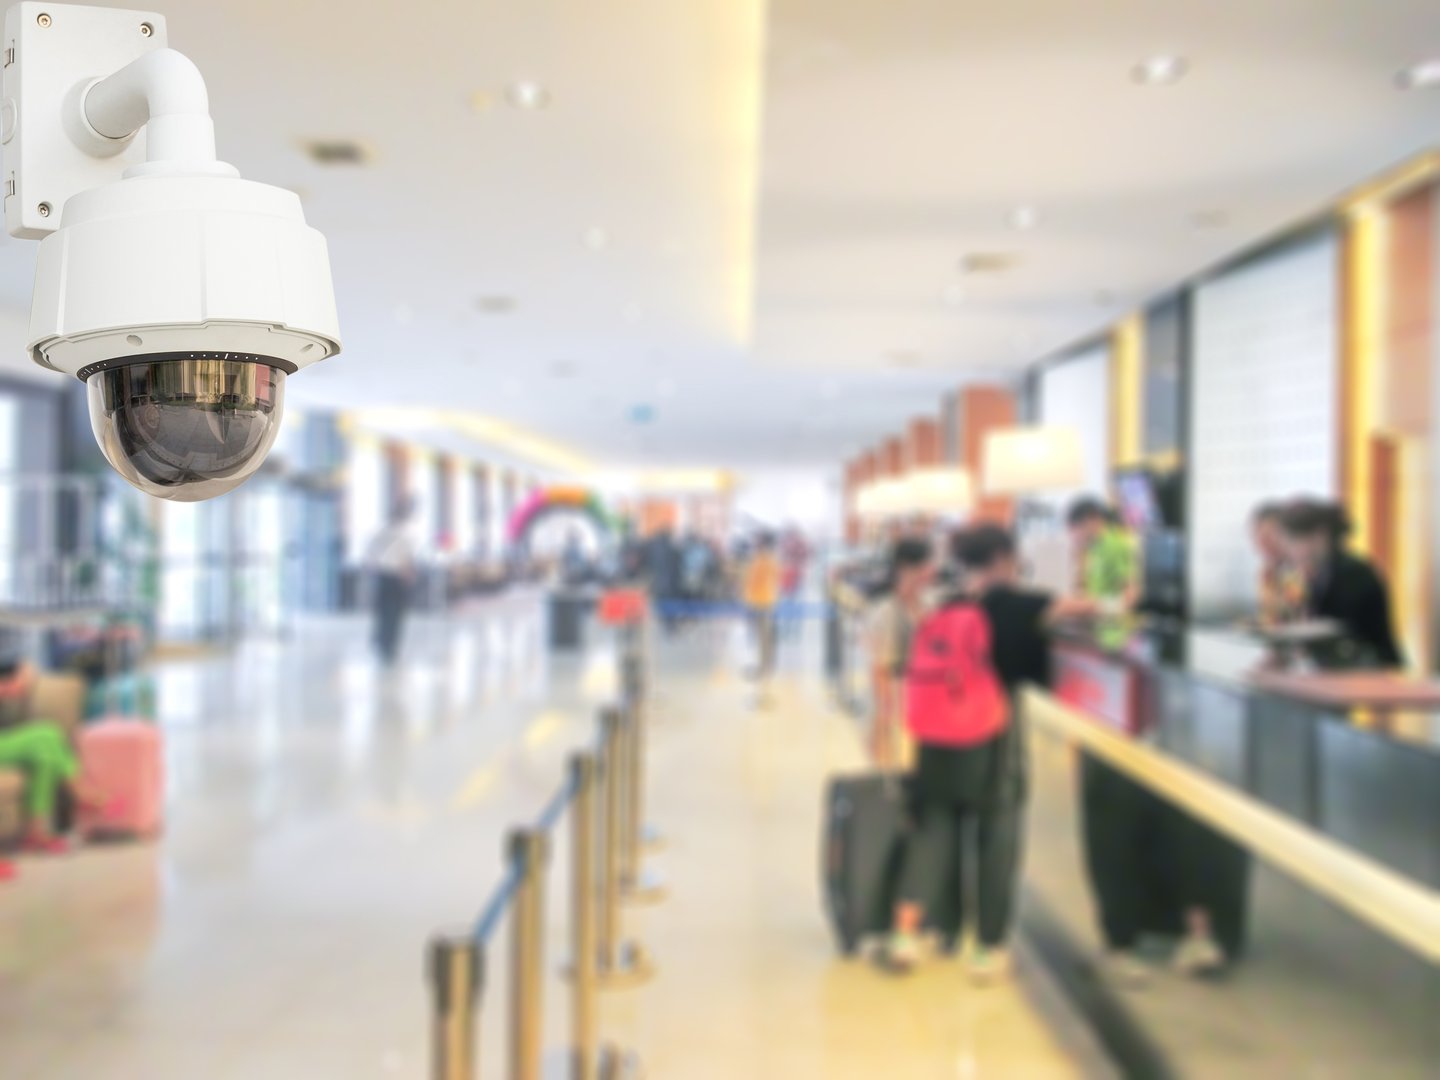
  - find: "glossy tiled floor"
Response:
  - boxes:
[0,596,1092,1078]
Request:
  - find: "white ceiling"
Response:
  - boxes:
[0,0,1438,471]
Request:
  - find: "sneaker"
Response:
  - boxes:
[1173,934,1225,978]
[1102,950,1151,988]
[967,946,1012,985]
[874,931,922,975]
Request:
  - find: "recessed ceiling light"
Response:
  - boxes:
[1396,59,1440,90]
[1131,54,1188,86]
[506,80,552,109]
[940,283,967,307]
[475,295,517,314]
[582,226,610,251]
[960,252,1020,275]
[302,138,373,165]
[1008,205,1041,231]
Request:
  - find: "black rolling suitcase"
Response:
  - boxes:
[821,773,961,956]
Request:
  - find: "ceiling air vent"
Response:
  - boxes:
[302,139,373,166]
[475,295,517,315]
[959,252,1020,275]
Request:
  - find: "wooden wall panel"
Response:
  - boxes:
[1387,187,1435,439]
[957,386,1017,523]
[907,417,943,469]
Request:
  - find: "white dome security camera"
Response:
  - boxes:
[3,3,341,501]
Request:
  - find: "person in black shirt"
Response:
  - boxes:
[1280,499,1404,669]
[880,524,1092,981]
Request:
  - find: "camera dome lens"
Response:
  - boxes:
[87,359,286,501]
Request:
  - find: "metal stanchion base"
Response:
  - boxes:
[621,865,669,905]
[596,940,657,989]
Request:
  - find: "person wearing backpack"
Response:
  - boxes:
[880,524,1094,981]
[865,537,936,767]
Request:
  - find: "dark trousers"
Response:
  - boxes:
[1080,756,1251,954]
[373,572,409,664]
[897,798,1024,948]
[751,608,777,678]
[1081,757,1152,950]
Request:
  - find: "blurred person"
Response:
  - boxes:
[367,497,418,667]
[561,527,588,585]
[0,663,109,855]
[1068,497,1139,612]
[681,531,712,604]
[1280,499,1403,668]
[866,537,936,767]
[881,525,1094,982]
[780,527,810,602]
[742,532,782,696]
[1252,502,1305,627]
[645,526,683,631]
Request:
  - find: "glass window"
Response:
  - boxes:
[346,439,383,565]
[452,460,475,554]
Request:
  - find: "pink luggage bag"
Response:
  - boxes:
[78,720,164,838]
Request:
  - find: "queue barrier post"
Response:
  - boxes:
[508,829,549,1080]
[597,707,655,989]
[427,934,483,1080]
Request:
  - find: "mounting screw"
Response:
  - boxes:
[36,202,50,218]
[139,22,153,37]
[36,12,51,27]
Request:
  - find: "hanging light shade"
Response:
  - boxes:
[855,477,911,520]
[903,466,974,515]
[983,426,1085,494]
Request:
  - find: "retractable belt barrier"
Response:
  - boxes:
[427,618,662,1080]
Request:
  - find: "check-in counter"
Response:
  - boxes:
[1023,623,1440,1077]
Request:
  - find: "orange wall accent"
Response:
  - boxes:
[907,417,943,469]
[956,386,1017,523]
[881,438,905,477]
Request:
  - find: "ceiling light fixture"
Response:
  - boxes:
[1008,205,1041,231]
[1131,54,1188,86]
[1396,59,1440,90]
[506,80,552,109]
[475,295,517,314]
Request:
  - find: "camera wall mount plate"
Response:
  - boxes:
[2,2,166,239]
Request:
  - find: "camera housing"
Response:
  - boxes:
[4,3,341,501]
[31,173,340,500]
